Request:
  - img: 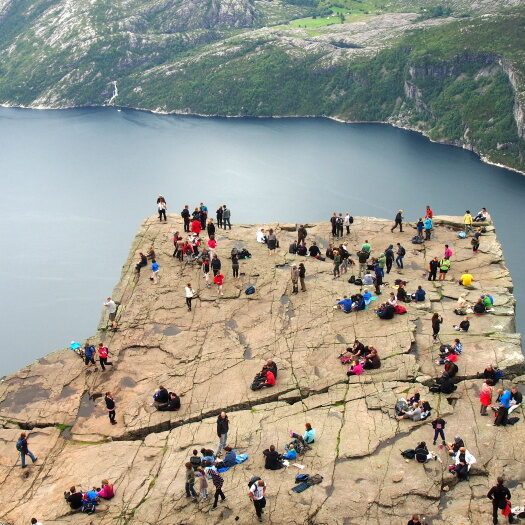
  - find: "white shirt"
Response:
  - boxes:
[104,300,117,313]
[250,482,266,500]
[256,230,266,243]
[344,214,350,226]
[185,287,194,298]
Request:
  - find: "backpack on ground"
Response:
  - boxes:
[239,248,251,259]
[16,439,23,452]
[412,236,424,244]
[507,417,520,425]
[354,278,363,286]
[245,285,255,295]
[348,275,355,284]
[394,305,407,315]
[457,231,467,239]
[401,449,416,459]
[295,474,310,483]
[81,502,96,514]
[248,476,261,489]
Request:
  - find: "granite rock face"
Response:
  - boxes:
[0,215,523,524]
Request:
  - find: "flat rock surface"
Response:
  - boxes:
[0,215,523,524]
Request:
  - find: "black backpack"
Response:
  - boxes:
[289,243,297,254]
[248,476,261,488]
[348,275,355,284]
[414,448,428,463]
[349,216,354,224]
[401,449,415,459]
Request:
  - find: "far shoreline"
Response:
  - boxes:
[1,103,524,177]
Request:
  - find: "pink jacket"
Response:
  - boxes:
[97,483,115,499]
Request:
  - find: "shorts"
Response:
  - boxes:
[109,312,116,321]
[439,270,448,274]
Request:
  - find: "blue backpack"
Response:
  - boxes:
[457,231,467,239]
[245,285,255,295]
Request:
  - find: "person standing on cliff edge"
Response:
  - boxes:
[157,195,167,222]
[105,392,117,425]
[222,205,231,230]
[391,210,404,233]
[104,297,117,330]
[181,205,190,232]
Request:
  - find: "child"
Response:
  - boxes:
[214,273,225,296]
[150,259,160,284]
[283,444,297,460]
[185,462,197,499]
[202,255,211,288]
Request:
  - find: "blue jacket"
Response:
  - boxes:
[414,289,426,302]
[338,299,353,313]
[223,450,237,467]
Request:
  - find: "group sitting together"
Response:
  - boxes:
[395,390,432,422]
[250,360,278,391]
[151,386,181,411]
[262,424,316,470]
[64,480,114,514]
[454,293,494,316]
[338,340,381,376]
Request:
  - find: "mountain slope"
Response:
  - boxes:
[0,0,524,171]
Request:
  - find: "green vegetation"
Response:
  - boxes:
[0,0,523,171]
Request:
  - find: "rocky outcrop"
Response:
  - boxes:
[0,215,523,524]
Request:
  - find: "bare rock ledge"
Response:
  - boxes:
[0,215,523,524]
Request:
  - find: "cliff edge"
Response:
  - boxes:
[0,215,523,524]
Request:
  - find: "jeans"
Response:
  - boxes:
[216,433,227,455]
[185,482,197,497]
[396,255,404,268]
[433,428,445,443]
[108,409,116,424]
[158,209,166,221]
[186,297,192,311]
[213,488,226,507]
[333,264,340,277]
[232,265,239,278]
[386,260,393,273]
[21,450,36,467]
[183,217,190,232]
[253,497,266,518]
[425,229,431,240]
[223,218,231,229]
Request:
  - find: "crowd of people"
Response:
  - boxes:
[21,199,523,524]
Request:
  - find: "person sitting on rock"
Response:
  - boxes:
[453,447,476,481]
[436,339,462,365]
[135,252,148,273]
[263,445,283,470]
[97,480,115,500]
[412,286,426,302]
[222,446,237,468]
[288,423,315,448]
[362,272,374,286]
[363,347,381,369]
[157,392,181,411]
[200,448,215,463]
[414,442,434,463]
[346,359,364,377]
[152,386,170,405]
[454,294,470,315]
[262,360,278,379]
[352,294,366,311]
[453,317,470,332]
[482,294,495,310]
[479,364,500,384]
[397,284,409,303]
[376,302,395,320]
[325,243,335,260]
[362,288,373,305]
[256,229,267,243]
[396,402,423,421]
[443,361,459,379]
[459,272,474,287]
[308,242,322,259]
[146,247,156,260]
[335,296,353,313]
[283,444,297,460]
[472,298,486,314]
[65,486,84,510]
[296,243,307,256]
[474,207,489,222]
[446,436,464,457]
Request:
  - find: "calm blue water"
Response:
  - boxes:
[0,107,523,375]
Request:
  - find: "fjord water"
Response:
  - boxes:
[1,107,524,376]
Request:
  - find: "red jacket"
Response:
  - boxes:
[191,220,202,234]
[265,371,276,386]
[214,274,224,286]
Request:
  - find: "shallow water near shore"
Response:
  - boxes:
[1,106,524,376]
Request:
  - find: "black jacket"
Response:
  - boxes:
[487,484,511,506]
[217,415,229,437]
[105,395,115,410]
[263,449,283,470]
[181,208,190,218]
[207,223,216,236]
